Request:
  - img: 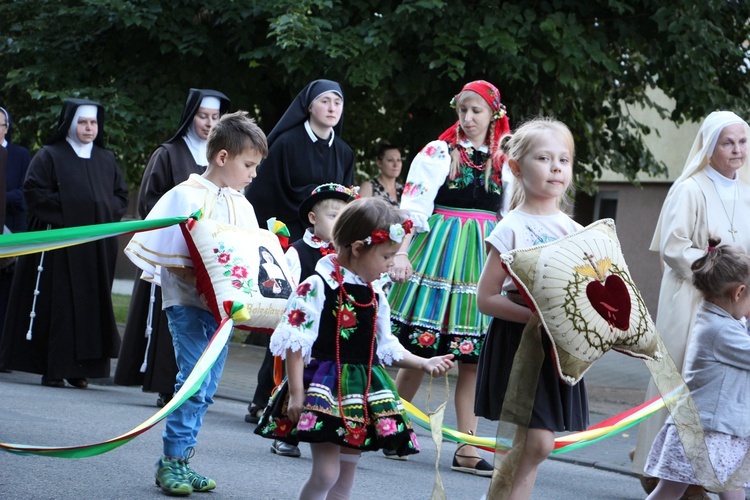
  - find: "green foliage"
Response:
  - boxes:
[111,293,132,324]
[1,0,749,194]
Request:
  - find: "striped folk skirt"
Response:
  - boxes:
[388,206,497,363]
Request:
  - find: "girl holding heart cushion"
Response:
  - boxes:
[475,117,588,499]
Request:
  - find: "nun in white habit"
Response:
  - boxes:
[632,111,750,478]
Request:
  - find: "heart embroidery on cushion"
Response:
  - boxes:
[586,274,631,331]
[574,253,632,331]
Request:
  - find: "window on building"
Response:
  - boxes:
[594,190,618,221]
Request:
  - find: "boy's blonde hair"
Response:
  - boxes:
[332,198,406,251]
[501,117,575,212]
[207,110,268,162]
[312,198,346,214]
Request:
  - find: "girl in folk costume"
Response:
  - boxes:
[0,99,129,388]
[633,112,750,491]
[252,183,358,460]
[115,89,231,408]
[254,197,454,500]
[475,118,587,498]
[387,80,511,473]
[645,240,750,500]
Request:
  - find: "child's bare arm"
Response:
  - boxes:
[477,247,532,323]
[392,352,454,377]
[285,349,305,423]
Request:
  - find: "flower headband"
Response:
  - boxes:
[310,183,361,199]
[363,220,414,245]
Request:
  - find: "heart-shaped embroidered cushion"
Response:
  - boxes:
[181,214,294,332]
[501,218,661,385]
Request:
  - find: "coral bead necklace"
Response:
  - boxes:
[332,258,378,445]
[458,145,486,170]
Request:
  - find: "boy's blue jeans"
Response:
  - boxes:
[162,305,228,457]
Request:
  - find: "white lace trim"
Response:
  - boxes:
[270,333,315,363]
[377,344,405,366]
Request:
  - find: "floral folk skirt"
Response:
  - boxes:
[645,424,750,487]
[388,207,496,362]
[254,359,420,455]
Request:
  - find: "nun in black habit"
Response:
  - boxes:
[246,79,354,241]
[0,105,28,353]
[0,98,129,388]
[0,106,31,233]
[114,89,230,406]
[242,80,353,454]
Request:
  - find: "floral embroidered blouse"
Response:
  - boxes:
[400,139,503,232]
[269,255,407,365]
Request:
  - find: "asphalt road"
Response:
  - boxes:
[1,368,651,500]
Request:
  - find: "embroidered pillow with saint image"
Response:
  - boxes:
[181,212,293,332]
[501,218,661,385]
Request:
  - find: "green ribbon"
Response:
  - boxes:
[0,216,189,258]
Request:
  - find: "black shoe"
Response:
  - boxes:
[244,404,264,424]
[382,448,408,461]
[451,445,493,477]
[41,376,65,388]
[270,439,301,458]
[156,393,173,408]
[66,378,88,389]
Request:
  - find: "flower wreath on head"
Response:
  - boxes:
[450,95,506,121]
[308,183,361,199]
[439,80,511,177]
[363,220,414,245]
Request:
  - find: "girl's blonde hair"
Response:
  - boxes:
[501,117,576,212]
[332,197,407,252]
[691,237,750,300]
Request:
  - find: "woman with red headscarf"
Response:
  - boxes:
[387,80,511,475]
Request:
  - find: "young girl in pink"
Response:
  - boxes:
[255,197,454,499]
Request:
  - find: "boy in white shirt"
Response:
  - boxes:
[125,111,267,496]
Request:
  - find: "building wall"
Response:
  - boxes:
[581,89,704,317]
[575,183,668,316]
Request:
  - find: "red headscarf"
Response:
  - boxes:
[437,80,510,173]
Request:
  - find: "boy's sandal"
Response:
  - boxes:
[451,444,493,477]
